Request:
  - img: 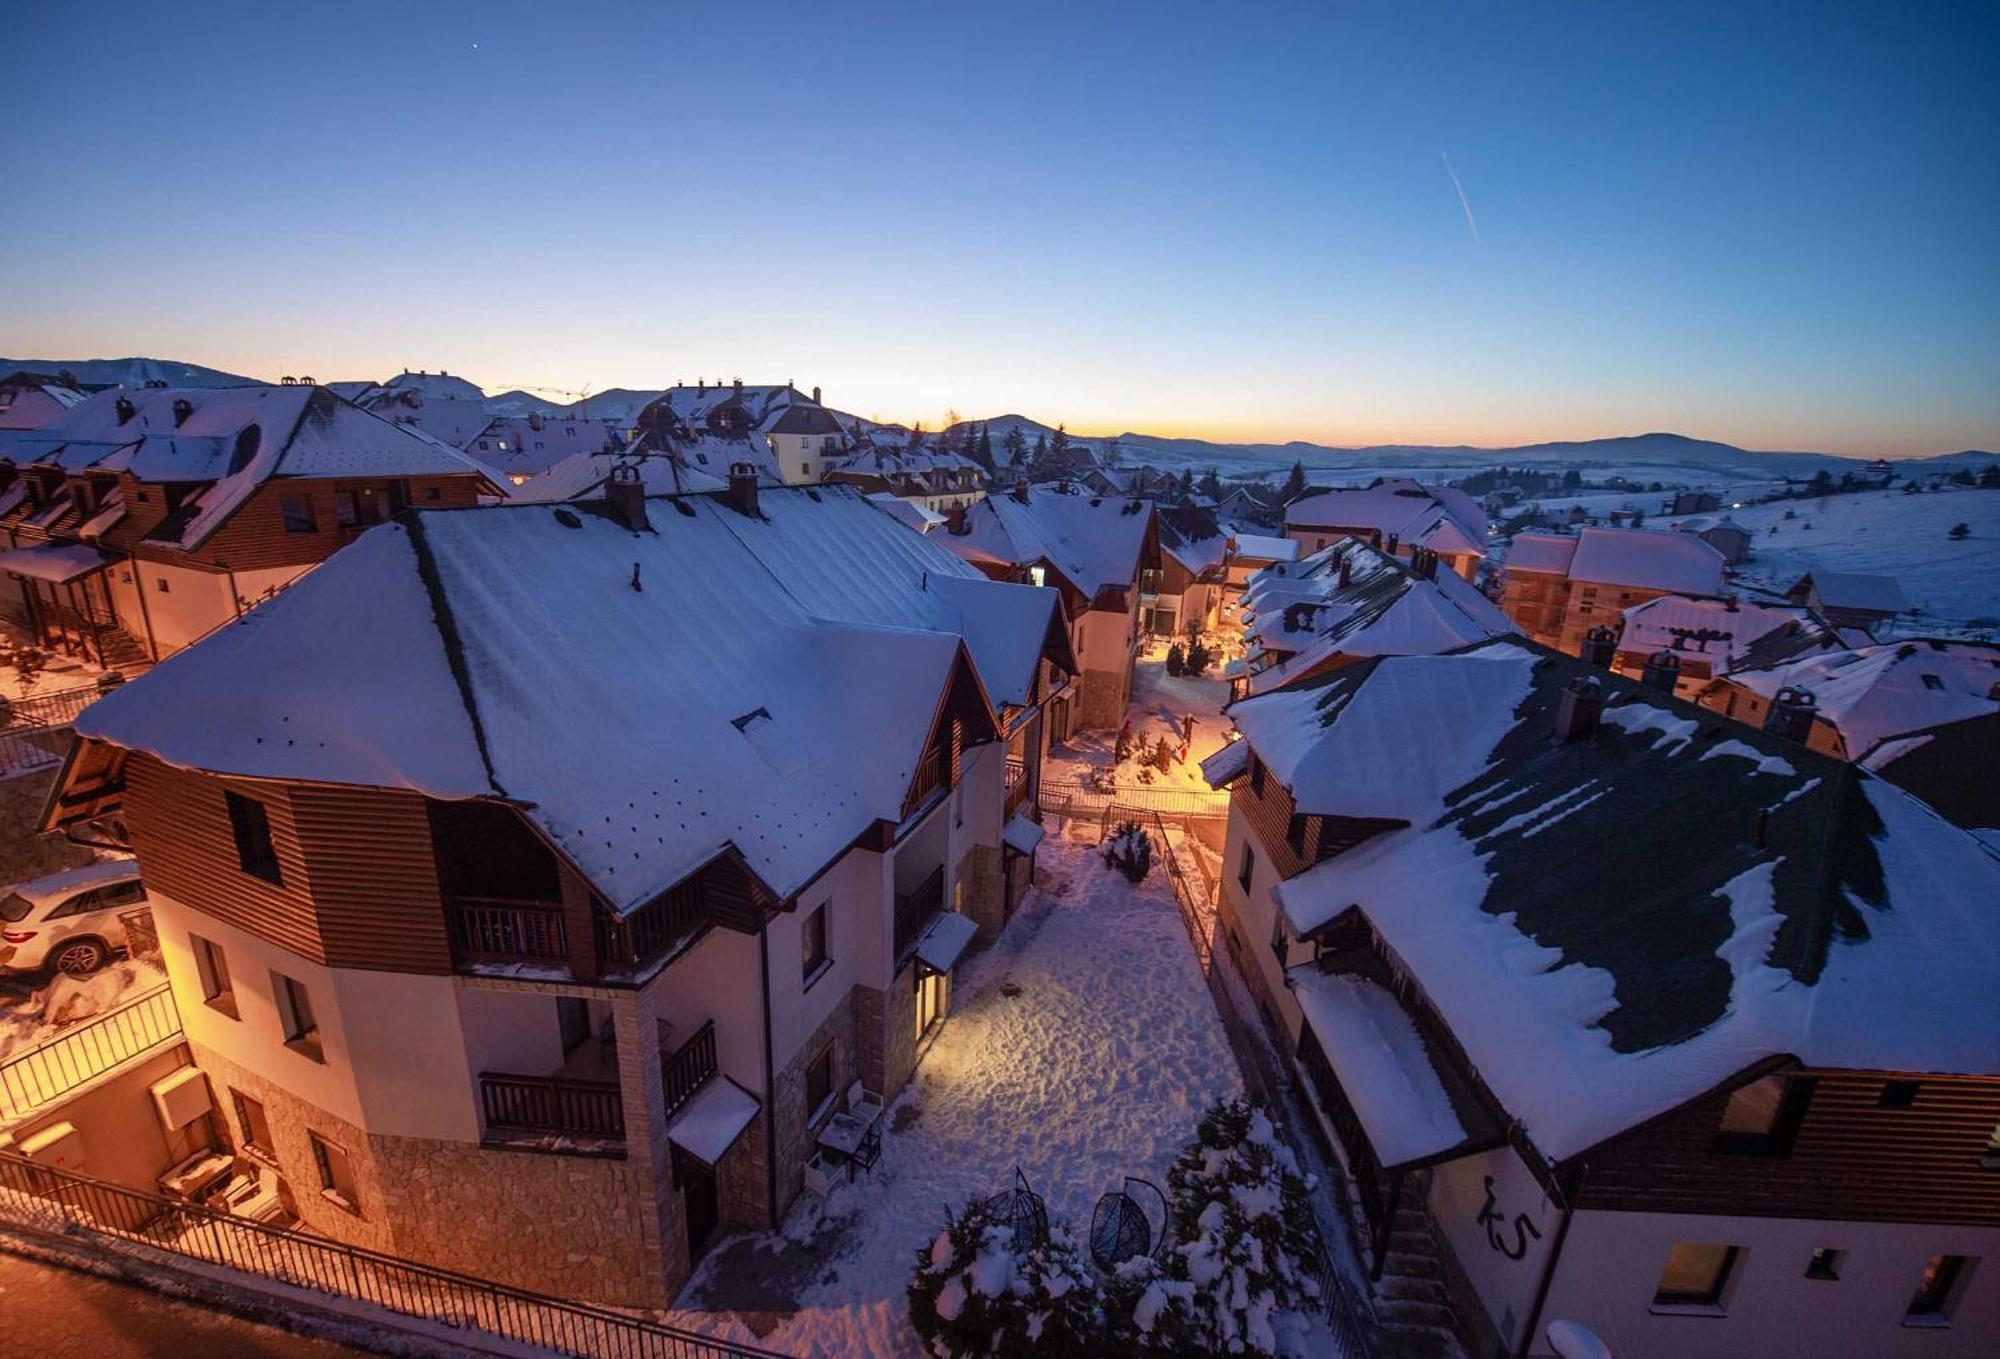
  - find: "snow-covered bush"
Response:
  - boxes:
[1166,643,1186,676]
[1103,821,1153,883]
[1154,1099,1324,1356]
[910,1198,1102,1357]
[1114,722,1136,763]
[1184,640,1211,676]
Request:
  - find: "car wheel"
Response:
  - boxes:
[52,938,107,977]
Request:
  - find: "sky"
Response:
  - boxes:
[3,2,1996,457]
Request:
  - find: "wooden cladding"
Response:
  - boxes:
[1575,1069,2000,1226]
[123,754,451,973]
[114,478,483,573]
[1232,764,1403,884]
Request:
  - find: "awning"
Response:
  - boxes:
[666,1076,760,1167]
[1199,738,1251,788]
[0,541,111,584]
[1291,969,1469,1169]
[1002,812,1045,857]
[915,910,978,975]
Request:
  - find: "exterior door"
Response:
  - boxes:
[915,969,947,1038]
[682,1158,719,1259]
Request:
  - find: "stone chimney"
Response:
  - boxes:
[604,460,649,532]
[1641,649,1682,693]
[811,386,822,405]
[171,398,193,427]
[1555,675,1604,741]
[1766,686,1819,744]
[1582,625,1619,669]
[114,396,135,425]
[733,376,743,395]
[727,462,761,517]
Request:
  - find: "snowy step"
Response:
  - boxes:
[1382,1250,1443,1280]
[1377,1298,1460,1331]
[1379,1274,1449,1306]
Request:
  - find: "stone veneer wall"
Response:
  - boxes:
[770,987,859,1211]
[858,964,922,1106]
[1076,666,1128,731]
[957,843,1004,940]
[191,1041,666,1308]
[714,1106,768,1233]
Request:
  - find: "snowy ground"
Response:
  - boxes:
[672,826,1243,1355]
[1046,654,1234,800]
[0,620,113,702]
[0,957,167,1063]
[1711,486,2000,634]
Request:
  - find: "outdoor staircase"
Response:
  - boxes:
[1376,1203,1457,1332]
[95,626,152,673]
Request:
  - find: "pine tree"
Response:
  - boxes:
[977,422,994,468]
[1198,467,1224,500]
[1004,425,1028,469]
[1184,640,1209,675]
[1177,469,1194,496]
[1280,460,1306,503]
[1166,643,1186,676]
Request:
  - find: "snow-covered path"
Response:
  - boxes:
[675,824,1242,1356]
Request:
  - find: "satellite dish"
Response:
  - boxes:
[1545,1319,1612,1359]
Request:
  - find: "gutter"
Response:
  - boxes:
[758,924,778,1228]
[1516,1163,1582,1359]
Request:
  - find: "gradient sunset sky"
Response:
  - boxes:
[3,2,1995,456]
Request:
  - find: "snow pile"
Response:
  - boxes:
[908,1203,1099,1356]
[0,958,168,1063]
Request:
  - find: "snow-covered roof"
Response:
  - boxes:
[1230,533,1298,565]
[915,911,978,973]
[1729,640,2000,757]
[1285,480,1489,550]
[1617,596,1831,670]
[667,1076,760,1166]
[1503,533,1579,575]
[1155,504,1228,577]
[0,540,110,583]
[1289,970,1471,1168]
[77,486,1068,914]
[1793,570,1909,615]
[867,493,945,533]
[1234,540,1517,696]
[1564,526,1726,594]
[936,486,1153,600]
[1002,812,1045,856]
[1237,642,2000,1162]
[5,386,495,548]
[514,448,729,502]
[460,414,619,479]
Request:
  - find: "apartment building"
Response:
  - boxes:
[1284,480,1489,581]
[1148,503,1231,638]
[1202,642,1999,1358]
[44,479,1074,1308]
[1609,594,1844,696]
[1499,526,1726,655]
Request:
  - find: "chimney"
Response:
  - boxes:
[1641,649,1682,693]
[1011,477,1030,504]
[604,460,649,532]
[1554,675,1604,741]
[114,396,135,424]
[171,398,193,427]
[733,376,743,395]
[1412,546,1438,580]
[1766,686,1819,744]
[945,504,969,535]
[727,462,760,517]
[1385,531,1400,555]
[1369,528,1383,550]
[812,386,822,405]
[1582,625,1619,669]
[1336,555,1352,589]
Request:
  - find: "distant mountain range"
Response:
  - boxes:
[6,357,1989,477]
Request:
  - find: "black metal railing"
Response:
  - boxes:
[0,985,181,1120]
[479,1072,624,1141]
[0,682,103,733]
[445,897,569,965]
[661,1020,717,1120]
[893,865,946,960]
[0,1149,782,1358]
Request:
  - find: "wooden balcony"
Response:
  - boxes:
[478,1072,624,1144]
[903,745,949,819]
[661,1019,718,1121]
[1004,757,1030,816]
[893,865,946,962]
[445,896,569,967]
[593,880,708,974]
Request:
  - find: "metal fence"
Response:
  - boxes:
[0,1148,785,1359]
[0,681,102,777]
[0,984,181,1120]
[1039,776,1229,819]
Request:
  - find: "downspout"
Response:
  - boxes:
[126,554,161,661]
[1516,1164,1582,1359]
[758,923,778,1227]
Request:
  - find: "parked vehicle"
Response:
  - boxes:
[0,861,146,976]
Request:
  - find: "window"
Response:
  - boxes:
[231,1089,273,1156]
[280,495,316,533]
[273,971,322,1061]
[423,486,440,501]
[1878,1080,1920,1109]
[191,934,237,1018]
[1286,813,1309,857]
[154,576,170,594]
[802,902,829,985]
[1712,1074,1813,1155]
[1238,842,1256,893]
[1920,674,1943,692]
[1805,1248,1842,1281]
[225,791,282,884]
[805,1045,835,1125]
[308,1132,360,1213]
[333,491,359,528]
[1905,1254,1972,1324]
[954,782,964,829]
[1652,1243,1739,1308]
[1248,754,1266,797]
[1269,915,1288,964]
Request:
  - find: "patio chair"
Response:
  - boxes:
[803,1150,838,1198]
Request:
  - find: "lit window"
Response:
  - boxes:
[1652,1243,1739,1308]
[273,971,322,1062]
[191,934,237,1019]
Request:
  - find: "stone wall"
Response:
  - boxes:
[770,987,858,1211]
[715,1107,768,1233]
[0,765,95,885]
[957,843,1004,940]
[1076,666,1128,731]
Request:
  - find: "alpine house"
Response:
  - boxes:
[1203,640,2000,1358]
[1283,479,1490,580]
[1500,526,1727,657]
[43,477,1075,1308]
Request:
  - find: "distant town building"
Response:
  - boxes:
[1786,570,1909,633]
[1284,480,1489,580]
[1500,526,1726,655]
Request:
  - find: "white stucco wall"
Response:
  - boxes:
[1216,801,1307,1042]
[1428,1145,1563,1353]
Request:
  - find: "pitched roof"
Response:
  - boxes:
[77,486,1067,913]
[1792,570,1909,615]
[1155,503,1228,577]
[935,486,1153,599]
[1861,711,2000,832]
[1617,595,1833,670]
[1564,525,1726,593]
[512,447,729,502]
[1223,643,2000,1161]
[1730,640,2000,757]
[1284,479,1489,549]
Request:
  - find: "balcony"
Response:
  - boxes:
[478,1072,624,1149]
[661,1019,718,1121]
[893,865,946,962]
[593,880,709,973]
[1004,757,1031,816]
[903,745,949,820]
[446,897,569,967]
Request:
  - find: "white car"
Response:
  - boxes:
[0,861,147,976]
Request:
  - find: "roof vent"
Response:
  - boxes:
[1385,532,1400,554]
[1641,649,1681,693]
[553,508,582,529]
[727,462,761,518]
[1336,555,1352,589]
[1555,675,1604,741]
[1766,686,1819,744]
[171,398,193,427]
[605,460,649,532]
[1583,624,1619,669]
[114,396,135,425]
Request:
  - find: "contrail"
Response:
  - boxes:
[1442,152,1480,244]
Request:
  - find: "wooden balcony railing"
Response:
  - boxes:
[446,897,569,966]
[903,745,949,819]
[893,865,946,961]
[661,1020,718,1120]
[1004,757,1030,816]
[593,880,707,975]
[478,1072,624,1141]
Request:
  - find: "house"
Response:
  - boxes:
[935,483,1154,734]
[461,413,622,485]
[1227,538,1516,699]
[1149,503,1231,638]
[1203,641,2000,1359]
[827,444,987,514]
[0,370,88,433]
[1668,490,1722,515]
[1610,595,1842,694]
[630,381,843,488]
[512,447,730,503]
[1218,532,1300,638]
[1859,710,2000,835]
[1499,527,1726,656]
[1786,571,1908,634]
[42,479,1076,1309]
[1670,514,1753,565]
[0,385,500,665]
[1284,480,1490,580]
[1697,639,2000,761]
[1216,483,1284,528]
[867,492,947,534]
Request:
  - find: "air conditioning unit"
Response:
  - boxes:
[150,1065,214,1131]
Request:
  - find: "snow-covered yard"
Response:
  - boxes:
[1047,656,1234,801]
[673,824,1243,1355]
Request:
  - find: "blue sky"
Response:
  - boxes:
[3,2,1995,455]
